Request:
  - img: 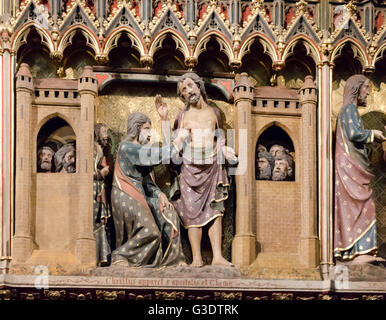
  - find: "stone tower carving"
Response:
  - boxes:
[11,64,97,273]
[232,72,319,274]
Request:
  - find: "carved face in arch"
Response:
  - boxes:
[258,157,271,180]
[62,150,76,173]
[272,154,294,181]
[269,144,288,159]
[37,147,54,172]
[55,144,76,173]
[257,151,274,180]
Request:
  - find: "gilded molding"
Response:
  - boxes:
[272,293,294,300]
[96,290,125,300]
[128,293,153,300]
[155,291,185,300]
[245,295,269,300]
[0,290,12,300]
[69,292,93,300]
[362,295,383,300]
[214,292,242,300]
[187,294,211,300]
[20,292,40,300]
[43,290,66,300]
[318,294,335,300]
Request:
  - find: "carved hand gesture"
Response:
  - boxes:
[100,167,109,178]
[222,145,237,162]
[155,94,168,120]
[373,129,386,142]
[158,192,173,212]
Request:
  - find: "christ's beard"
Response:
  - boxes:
[272,170,286,181]
[258,167,271,180]
[64,162,76,173]
[40,161,52,171]
[187,94,200,105]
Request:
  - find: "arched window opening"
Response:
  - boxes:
[37,117,76,173]
[256,125,295,181]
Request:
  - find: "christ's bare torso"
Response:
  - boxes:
[182,105,217,149]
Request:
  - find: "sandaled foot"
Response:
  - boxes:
[190,259,204,267]
[211,257,234,267]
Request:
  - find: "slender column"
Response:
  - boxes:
[12,63,34,263]
[299,76,319,268]
[273,0,284,27]
[95,0,104,20]
[0,48,2,264]
[186,0,195,24]
[319,0,330,31]
[231,72,256,267]
[48,0,59,17]
[141,0,152,22]
[1,27,15,273]
[230,0,239,26]
[76,66,97,266]
[318,60,334,279]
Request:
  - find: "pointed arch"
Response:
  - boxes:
[371,41,386,68]
[331,38,369,68]
[58,24,101,57]
[103,26,146,57]
[194,31,234,62]
[282,35,321,64]
[256,121,297,152]
[11,21,54,54]
[35,112,77,140]
[238,33,278,62]
[149,29,191,59]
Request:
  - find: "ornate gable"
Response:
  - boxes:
[196,9,231,40]
[58,2,97,33]
[240,13,275,43]
[13,0,51,31]
[332,18,367,47]
[151,8,187,37]
[104,5,143,36]
[285,15,320,43]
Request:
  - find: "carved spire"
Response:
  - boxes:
[251,0,263,15]
[296,0,307,16]
[346,0,357,18]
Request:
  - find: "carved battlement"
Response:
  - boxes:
[32,79,80,106]
[253,86,301,116]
